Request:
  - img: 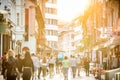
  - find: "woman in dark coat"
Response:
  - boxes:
[22,51,34,80]
[6,49,18,80]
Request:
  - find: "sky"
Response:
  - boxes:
[57,0,89,22]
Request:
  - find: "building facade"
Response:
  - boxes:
[74,0,120,69]
[22,0,36,53]
[44,0,58,55]
[0,0,21,56]
[0,0,40,54]
[58,23,76,56]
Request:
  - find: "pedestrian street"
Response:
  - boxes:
[32,68,96,80]
[0,69,96,80]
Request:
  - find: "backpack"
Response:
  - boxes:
[58,53,63,62]
[58,53,63,59]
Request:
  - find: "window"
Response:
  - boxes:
[48,30,50,35]
[53,19,57,25]
[46,30,48,35]
[53,31,58,36]
[46,30,58,36]
[48,0,52,3]
[52,0,57,4]
[51,41,57,48]
[53,8,57,14]
[45,8,57,14]
[50,30,53,35]
[45,19,57,25]
[48,0,57,4]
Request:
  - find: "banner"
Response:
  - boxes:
[0,23,7,34]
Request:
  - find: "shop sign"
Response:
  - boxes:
[0,23,7,34]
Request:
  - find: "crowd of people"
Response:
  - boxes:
[0,49,90,80]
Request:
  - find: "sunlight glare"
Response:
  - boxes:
[58,0,89,22]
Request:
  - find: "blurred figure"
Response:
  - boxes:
[62,56,69,80]
[22,51,34,80]
[5,49,18,80]
[31,53,40,79]
[55,57,60,73]
[58,53,63,72]
[84,57,90,76]
[103,57,107,70]
[1,52,7,79]
[48,55,55,78]
[112,56,118,69]
[38,55,42,79]
[16,54,23,80]
[70,55,77,78]
[41,56,48,80]
[76,55,81,77]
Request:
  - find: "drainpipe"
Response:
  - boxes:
[118,0,120,18]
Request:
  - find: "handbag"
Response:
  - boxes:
[10,67,18,77]
[10,62,18,77]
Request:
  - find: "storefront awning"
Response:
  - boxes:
[103,36,120,49]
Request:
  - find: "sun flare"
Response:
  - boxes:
[58,0,89,22]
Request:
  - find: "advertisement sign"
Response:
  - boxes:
[0,23,7,34]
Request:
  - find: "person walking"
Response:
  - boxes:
[5,49,18,80]
[58,53,63,72]
[48,55,55,78]
[31,53,40,80]
[22,51,34,80]
[1,52,7,79]
[16,54,23,80]
[55,57,60,74]
[41,56,48,80]
[38,55,42,79]
[70,55,77,78]
[62,56,69,80]
[76,55,81,77]
[84,57,90,76]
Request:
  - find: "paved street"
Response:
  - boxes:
[0,69,96,80]
[44,74,96,80]
[0,75,95,80]
[34,68,96,80]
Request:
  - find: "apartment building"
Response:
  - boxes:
[44,0,58,55]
